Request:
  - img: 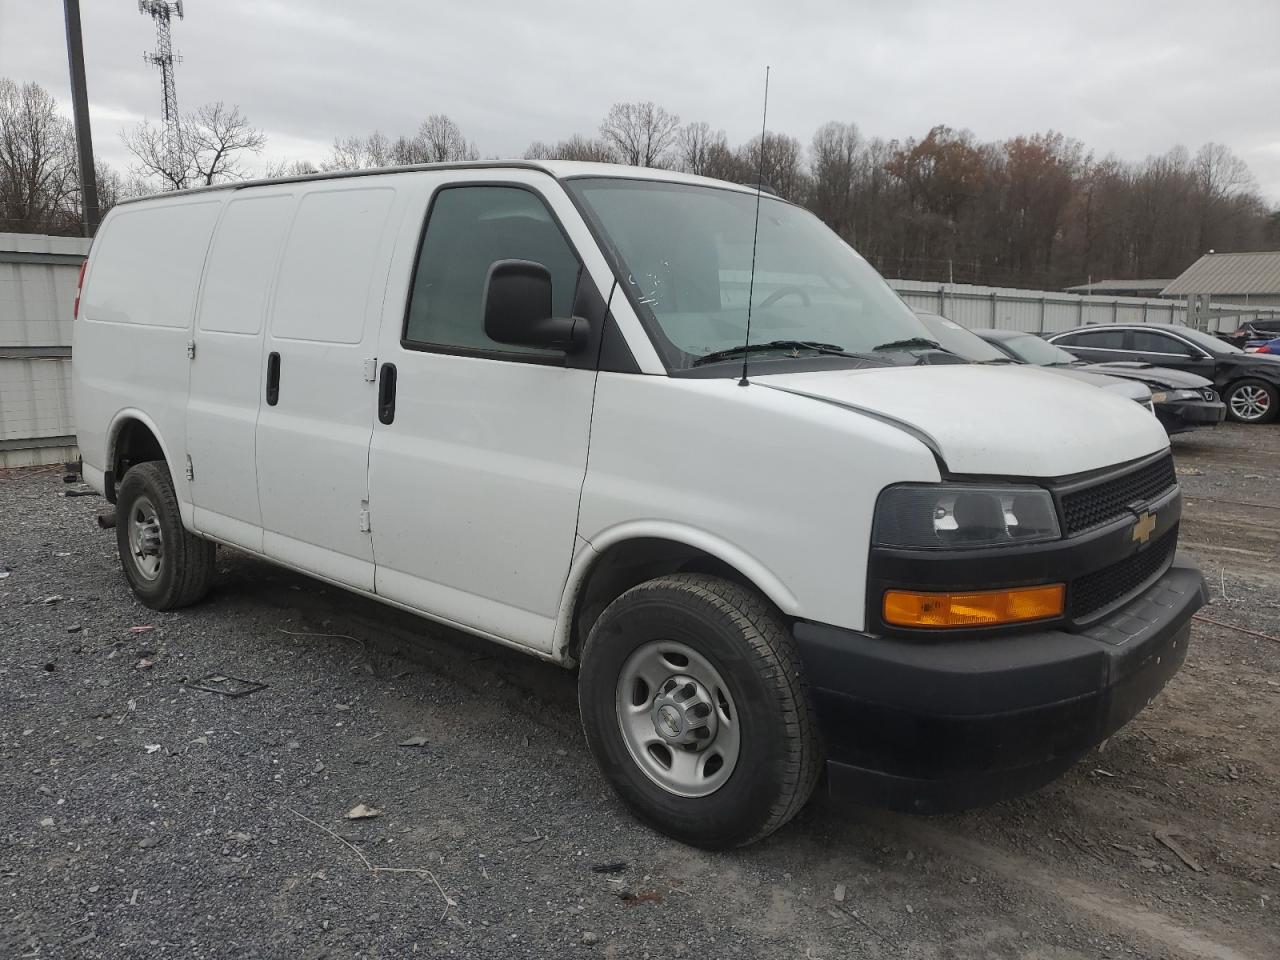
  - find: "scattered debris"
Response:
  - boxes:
[63,489,96,498]
[144,744,161,754]
[41,595,64,605]
[66,624,82,633]
[129,889,139,906]
[1093,768,1116,778]
[834,883,846,903]
[619,890,663,906]
[129,624,155,634]
[138,836,160,849]
[346,804,382,820]
[397,735,429,748]
[0,571,9,580]
[184,674,268,698]
[96,512,116,529]
[582,931,599,945]
[1155,830,1203,872]
[135,657,155,670]
[39,817,54,828]
[285,807,456,920]
[591,862,628,874]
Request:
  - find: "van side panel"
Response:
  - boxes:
[74,197,225,513]
[574,373,942,635]
[187,191,297,550]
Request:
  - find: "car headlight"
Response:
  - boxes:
[1150,391,1168,403]
[1169,389,1203,400]
[873,484,1061,549]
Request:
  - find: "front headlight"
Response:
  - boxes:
[873,484,1061,549]
[1169,389,1203,400]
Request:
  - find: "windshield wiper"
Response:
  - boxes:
[692,340,859,366]
[871,337,942,352]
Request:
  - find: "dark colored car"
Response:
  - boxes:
[1045,323,1280,425]
[972,327,1225,435]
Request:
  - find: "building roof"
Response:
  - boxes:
[1162,251,1280,296]
[1062,279,1174,294]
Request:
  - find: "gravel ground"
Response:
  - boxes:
[2,424,1278,959]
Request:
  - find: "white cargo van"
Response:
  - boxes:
[73,162,1207,848]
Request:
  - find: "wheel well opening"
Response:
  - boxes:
[568,538,761,664]
[110,419,166,498]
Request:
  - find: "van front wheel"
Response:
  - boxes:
[115,461,215,610]
[578,574,821,849]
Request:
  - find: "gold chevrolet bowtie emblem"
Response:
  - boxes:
[1132,511,1157,544]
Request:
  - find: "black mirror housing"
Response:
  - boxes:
[483,259,588,354]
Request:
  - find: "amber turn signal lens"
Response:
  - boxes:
[883,583,1065,628]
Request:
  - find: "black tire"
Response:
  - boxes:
[1224,378,1279,424]
[578,573,822,849]
[115,461,215,610]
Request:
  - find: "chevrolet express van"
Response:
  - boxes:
[72,162,1207,848]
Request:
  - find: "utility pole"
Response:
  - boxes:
[62,0,99,236]
[139,1,185,183]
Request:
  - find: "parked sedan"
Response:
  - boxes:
[971,328,1225,435]
[1045,323,1280,424]
[913,313,1153,407]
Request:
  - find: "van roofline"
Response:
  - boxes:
[113,159,764,206]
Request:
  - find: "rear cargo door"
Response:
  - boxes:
[187,190,295,551]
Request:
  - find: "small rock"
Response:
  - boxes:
[139,837,160,849]
[42,595,64,605]
[87,885,99,893]
[335,704,351,712]
[66,624,82,634]
[398,735,429,748]
[833,883,846,903]
[285,740,301,751]
[39,817,55,828]
[345,804,381,820]
[905,904,914,915]
[144,744,161,754]
[582,932,599,945]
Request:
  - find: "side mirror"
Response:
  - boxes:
[483,259,588,354]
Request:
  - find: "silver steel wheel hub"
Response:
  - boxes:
[650,675,719,748]
[1231,385,1270,420]
[128,494,164,581]
[615,640,741,798]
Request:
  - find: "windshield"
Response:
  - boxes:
[914,313,1007,362]
[1177,327,1242,355]
[1000,333,1080,366]
[566,177,930,370]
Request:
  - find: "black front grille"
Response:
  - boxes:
[1069,526,1178,621]
[1060,455,1177,535]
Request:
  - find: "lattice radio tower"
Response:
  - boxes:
[138,1,185,175]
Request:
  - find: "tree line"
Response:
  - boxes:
[3,77,1277,290]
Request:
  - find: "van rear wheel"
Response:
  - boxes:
[115,461,215,610]
[578,574,821,849]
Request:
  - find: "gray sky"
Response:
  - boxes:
[2,0,1278,204]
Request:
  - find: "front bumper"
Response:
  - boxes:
[1155,399,1226,434]
[794,556,1208,813]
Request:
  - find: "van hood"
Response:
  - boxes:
[758,364,1168,477]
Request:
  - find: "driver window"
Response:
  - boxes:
[404,185,581,356]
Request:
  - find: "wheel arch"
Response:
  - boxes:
[105,409,175,504]
[554,522,800,666]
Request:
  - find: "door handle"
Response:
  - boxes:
[378,362,397,425]
[266,351,281,406]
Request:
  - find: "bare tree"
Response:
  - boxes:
[739,131,808,201]
[262,157,320,179]
[599,102,679,167]
[123,101,265,189]
[0,78,78,232]
[676,121,731,176]
[808,121,863,241]
[523,134,616,162]
[416,114,478,162]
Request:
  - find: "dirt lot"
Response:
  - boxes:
[2,424,1278,959]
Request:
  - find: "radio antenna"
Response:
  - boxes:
[739,65,770,387]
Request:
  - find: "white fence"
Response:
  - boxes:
[887,278,1280,335]
[0,233,89,468]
